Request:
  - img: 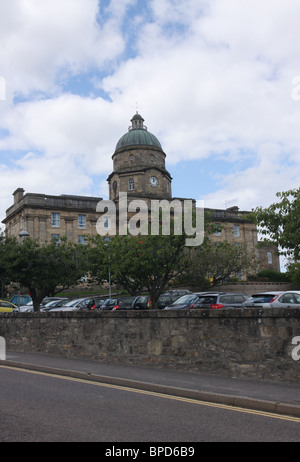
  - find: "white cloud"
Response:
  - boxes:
[0,0,126,99]
[1,0,300,224]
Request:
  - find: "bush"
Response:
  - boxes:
[256,270,291,282]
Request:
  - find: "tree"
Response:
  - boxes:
[250,188,300,260]
[285,259,300,287]
[89,233,190,309]
[3,237,90,311]
[176,240,258,289]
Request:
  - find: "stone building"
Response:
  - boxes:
[2,112,280,272]
[107,113,172,204]
[2,188,101,244]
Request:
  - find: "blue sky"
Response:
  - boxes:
[0,0,300,230]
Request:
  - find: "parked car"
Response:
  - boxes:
[9,294,31,306]
[49,297,98,312]
[242,292,285,308]
[0,300,17,313]
[130,294,173,310]
[40,297,69,307]
[163,289,192,302]
[87,297,109,311]
[40,298,70,311]
[164,293,208,310]
[13,301,34,312]
[100,297,136,311]
[243,291,300,308]
[194,293,250,309]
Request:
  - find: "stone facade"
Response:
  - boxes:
[1,309,299,382]
[108,147,172,202]
[1,113,280,272]
[2,188,101,244]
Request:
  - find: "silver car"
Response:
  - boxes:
[49,298,90,312]
[243,292,285,308]
[261,291,300,308]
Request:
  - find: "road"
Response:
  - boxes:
[0,365,299,443]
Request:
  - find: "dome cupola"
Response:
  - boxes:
[108,113,172,202]
[115,112,162,152]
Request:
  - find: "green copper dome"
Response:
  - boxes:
[115,113,162,151]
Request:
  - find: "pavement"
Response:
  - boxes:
[1,350,300,419]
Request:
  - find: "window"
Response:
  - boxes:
[51,213,60,227]
[51,234,60,243]
[78,214,86,229]
[128,178,135,190]
[233,295,248,303]
[234,224,240,237]
[219,295,232,304]
[215,224,222,236]
[104,217,111,230]
[267,251,273,264]
[78,235,86,245]
[279,294,295,304]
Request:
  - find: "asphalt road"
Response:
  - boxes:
[0,366,299,443]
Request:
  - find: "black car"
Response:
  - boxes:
[193,293,249,309]
[100,297,136,311]
[131,294,173,310]
[163,289,192,303]
[86,297,109,311]
[164,293,207,310]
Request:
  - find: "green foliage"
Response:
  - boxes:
[1,236,90,311]
[250,188,300,259]
[89,233,189,308]
[249,269,291,282]
[285,260,300,288]
[176,240,258,289]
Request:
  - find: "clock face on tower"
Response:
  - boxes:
[149,176,159,187]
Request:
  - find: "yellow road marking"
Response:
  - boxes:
[1,365,300,423]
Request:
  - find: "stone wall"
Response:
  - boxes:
[0,308,299,383]
[211,282,293,295]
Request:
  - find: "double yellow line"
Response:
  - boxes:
[1,365,300,424]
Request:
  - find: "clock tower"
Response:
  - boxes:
[107,113,172,204]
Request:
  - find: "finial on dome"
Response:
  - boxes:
[129,112,147,131]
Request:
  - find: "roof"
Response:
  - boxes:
[115,130,162,151]
[115,113,162,151]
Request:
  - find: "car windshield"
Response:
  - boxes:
[135,296,149,303]
[63,299,84,307]
[103,299,118,306]
[172,294,197,305]
[197,295,218,304]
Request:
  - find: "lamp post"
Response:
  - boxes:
[104,237,111,298]
[17,230,30,308]
[18,230,30,244]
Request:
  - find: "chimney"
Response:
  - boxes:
[13,188,24,205]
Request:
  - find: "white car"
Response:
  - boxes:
[13,301,34,312]
[260,291,300,308]
[243,292,285,308]
[49,298,93,312]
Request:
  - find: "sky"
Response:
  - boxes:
[0,0,300,231]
